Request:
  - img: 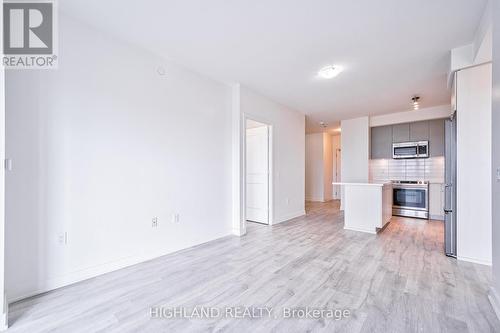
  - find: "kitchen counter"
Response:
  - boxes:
[333,182,393,234]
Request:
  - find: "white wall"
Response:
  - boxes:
[449,2,492,83]
[473,0,492,65]
[305,133,324,202]
[323,133,333,201]
[369,105,451,127]
[456,63,492,265]
[239,86,305,224]
[341,117,370,183]
[231,85,244,235]
[0,2,6,327]
[491,0,500,316]
[5,16,233,301]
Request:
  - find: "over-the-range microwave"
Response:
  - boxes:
[392,141,429,159]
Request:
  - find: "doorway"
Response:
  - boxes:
[245,119,271,225]
[333,148,341,199]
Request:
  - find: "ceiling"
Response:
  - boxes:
[61,0,487,133]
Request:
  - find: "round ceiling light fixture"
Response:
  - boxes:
[157,66,166,76]
[318,65,343,79]
[319,121,328,128]
[412,96,420,110]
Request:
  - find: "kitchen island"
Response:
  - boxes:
[333,182,393,234]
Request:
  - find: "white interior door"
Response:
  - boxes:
[246,126,269,224]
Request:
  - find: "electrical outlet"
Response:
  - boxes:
[172,213,180,223]
[497,168,500,182]
[152,217,159,228]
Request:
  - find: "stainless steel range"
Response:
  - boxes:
[392,180,429,219]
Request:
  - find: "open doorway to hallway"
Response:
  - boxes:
[245,119,271,225]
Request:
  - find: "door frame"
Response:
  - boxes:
[334,148,341,199]
[242,114,273,231]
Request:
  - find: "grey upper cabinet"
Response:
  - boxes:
[370,119,446,160]
[409,121,430,141]
[392,123,410,143]
[429,119,445,157]
[371,125,393,159]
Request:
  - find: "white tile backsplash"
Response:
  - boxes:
[405,159,425,181]
[387,159,406,181]
[370,156,445,183]
[424,157,445,183]
[369,159,389,181]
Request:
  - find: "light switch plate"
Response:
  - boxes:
[497,168,500,182]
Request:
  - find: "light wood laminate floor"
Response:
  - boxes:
[7,201,500,332]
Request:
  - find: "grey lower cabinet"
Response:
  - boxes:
[371,125,393,159]
[392,123,410,143]
[409,121,430,141]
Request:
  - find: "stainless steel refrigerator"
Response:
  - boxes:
[444,114,457,257]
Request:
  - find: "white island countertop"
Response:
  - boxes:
[333,182,393,234]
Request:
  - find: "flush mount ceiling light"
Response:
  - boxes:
[157,66,166,76]
[318,65,343,79]
[412,96,421,110]
[319,121,328,128]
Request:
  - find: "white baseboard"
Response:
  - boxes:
[457,255,492,266]
[344,226,377,235]
[323,195,333,202]
[8,232,232,303]
[274,210,306,225]
[489,287,500,321]
[306,198,334,203]
[305,197,324,202]
[232,227,245,236]
[0,295,7,331]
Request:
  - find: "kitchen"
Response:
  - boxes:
[370,119,446,220]
[333,108,458,257]
[330,61,491,268]
[370,118,457,258]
